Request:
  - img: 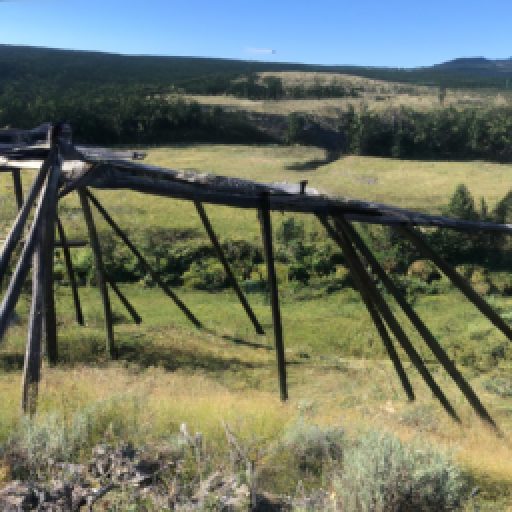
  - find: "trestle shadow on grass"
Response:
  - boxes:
[219,333,274,351]
[0,352,24,372]
[116,339,268,373]
[285,150,342,171]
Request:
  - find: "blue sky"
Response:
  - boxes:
[1,0,511,67]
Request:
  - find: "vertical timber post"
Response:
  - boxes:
[11,169,23,211]
[78,189,116,358]
[21,242,44,414]
[56,217,84,326]
[43,127,64,365]
[259,194,288,401]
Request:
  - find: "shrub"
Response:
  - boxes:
[332,431,466,511]
[182,258,228,290]
[259,421,344,493]
[491,272,512,296]
[470,267,494,296]
[281,421,344,475]
[4,395,142,479]
[483,375,512,397]
[277,217,305,246]
[407,259,441,283]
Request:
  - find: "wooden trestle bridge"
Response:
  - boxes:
[1,123,512,433]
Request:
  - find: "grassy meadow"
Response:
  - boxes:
[2,145,512,508]
[181,71,512,117]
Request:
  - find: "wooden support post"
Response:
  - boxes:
[0,149,55,282]
[259,194,288,401]
[340,219,498,430]
[78,189,116,359]
[318,215,414,401]
[331,217,460,422]
[106,277,142,325]
[194,201,264,334]
[11,169,23,211]
[21,242,44,414]
[42,155,61,365]
[85,190,201,328]
[0,169,53,342]
[56,217,84,326]
[397,225,512,343]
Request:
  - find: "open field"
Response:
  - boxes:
[1,285,512,507]
[2,145,507,240]
[180,71,512,116]
[2,147,512,507]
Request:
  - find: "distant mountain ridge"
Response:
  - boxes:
[433,57,512,74]
[1,44,512,91]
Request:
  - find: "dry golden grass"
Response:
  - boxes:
[179,70,512,116]
[3,146,512,506]
[2,354,512,502]
[183,90,512,116]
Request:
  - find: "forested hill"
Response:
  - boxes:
[2,44,512,92]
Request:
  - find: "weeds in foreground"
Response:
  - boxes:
[1,403,469,510]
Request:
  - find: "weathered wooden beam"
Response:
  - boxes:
[342,220,498,430]
[85,190,201,328]
[0,171,53,342]
[332,217,461,422]
[194,201,264,335]
[396,225,512,343]
[56,159,512,236]
[11,169,23,211]
[318,215,414,401]
[41,155,61,365]
[21,242,44,415]
[78,190,116,359]
[0,149,55,282]
[106,277,142,325]
[56,217,84,326]
[259,194,287,402]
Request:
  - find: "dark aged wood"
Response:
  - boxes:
[194,201,264,335]
[85,190,202,328]
[318,215,415,401]
[259,194,288,402]
[21,243,44,414]
[56,217,84,326]
[332,217,460,422]
[341,220,498,430]
[54,158,512,234]
[0,149,55,282]
[2,123,511,425]
[106,276,142,325]
[78,189,116,359]
[0,166,53,341]
[397,225,512,343]
[11,169,23,211]
[42,153,62,365]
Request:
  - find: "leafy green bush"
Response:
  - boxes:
[407,259,441,283]
[277,217,305,246]
[182,258,228,290]
[333,431,466,511]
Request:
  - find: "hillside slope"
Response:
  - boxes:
[2,45,512,92]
